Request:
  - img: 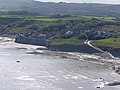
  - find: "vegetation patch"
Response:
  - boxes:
[91,38,120,48]
[50,38,84,46]
[0,15,116,22]
[102,25,120,32]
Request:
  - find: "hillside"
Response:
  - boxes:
[0,0,120,17]
[91,38,120,57]
[0,15,120,56]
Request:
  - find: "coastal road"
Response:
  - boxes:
[85,40,115,59]
[0,42,120,90]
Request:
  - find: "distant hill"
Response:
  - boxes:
[0,0,120,17]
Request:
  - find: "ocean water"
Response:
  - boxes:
[0,44,120,90]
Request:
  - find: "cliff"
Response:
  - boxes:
[15,36,49,46]
[49,44,100,54]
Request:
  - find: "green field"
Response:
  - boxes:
[82,16,116,22]
[91,38,120,48]
[0,15,116,22]
[50,38,84,46]
[25,16,116,22]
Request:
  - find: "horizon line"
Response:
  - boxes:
[34,0,120,5]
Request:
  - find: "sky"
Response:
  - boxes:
[35,0,120,4]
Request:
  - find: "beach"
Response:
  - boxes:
[0,37,120,89]
[0,36,120,69]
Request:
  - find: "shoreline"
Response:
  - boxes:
[0,37,46,50]
[0,37,120,74]
[1,36,120,86]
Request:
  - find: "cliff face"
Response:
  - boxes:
[15,36,100,54]
[48,44,100,54]
[15,36,49,46]
[15,36,120,57]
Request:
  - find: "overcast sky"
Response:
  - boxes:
[35,0,120,4]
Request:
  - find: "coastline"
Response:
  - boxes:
[0,36,120,74]
[1,36,120,86]
[0,37,46,50]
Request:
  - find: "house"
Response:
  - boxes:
[66,30,73,35]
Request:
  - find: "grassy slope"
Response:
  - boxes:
[0,15,116,22]
[50,38,84,46]
[25,16,116,22]
[91,38,120,48]
[0,15,119,48]
[0,15,116,35]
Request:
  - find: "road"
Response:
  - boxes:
[85,40,115,59]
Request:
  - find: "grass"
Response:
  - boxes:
[26,16,116,22]
[82,16,116,22]
[0,15,116,22]
[50,38,84,46]
[25,16,83,21]
[91,38,120,48]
